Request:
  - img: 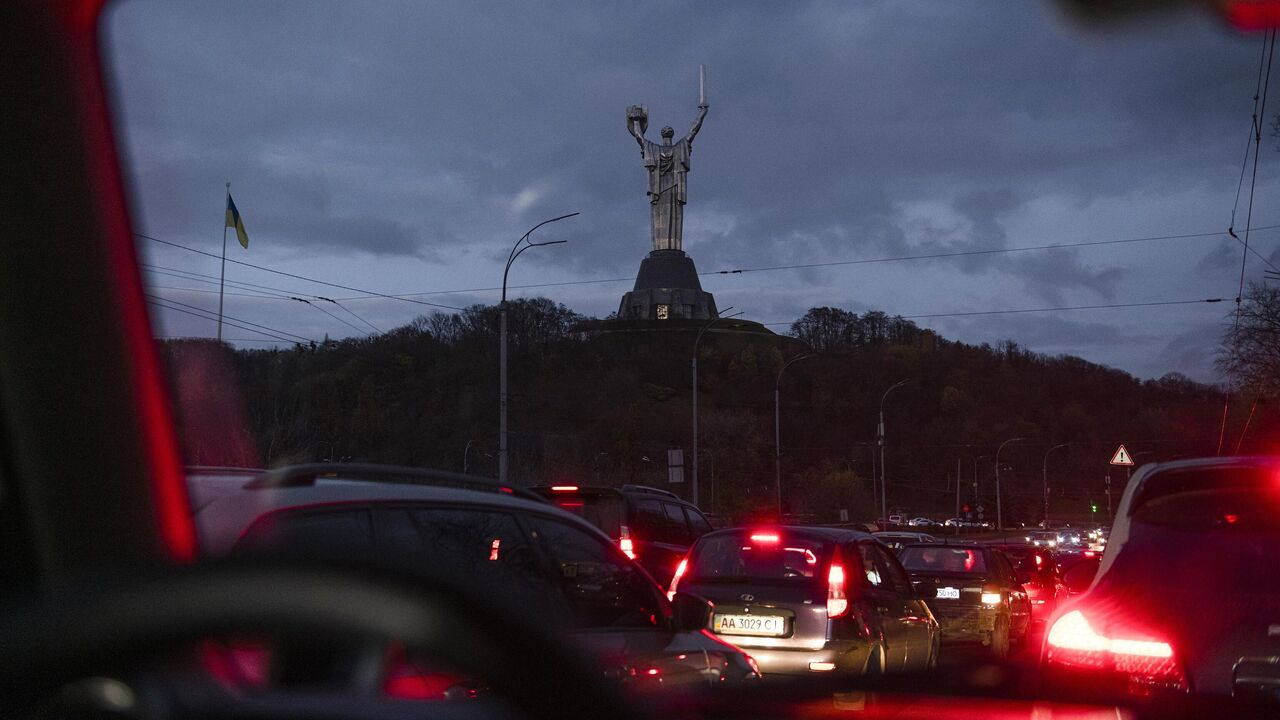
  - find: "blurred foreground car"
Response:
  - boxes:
[671,527,939,678]
[1043,457,1280,703]
[190,464,760,694]
[899,543,1031,657]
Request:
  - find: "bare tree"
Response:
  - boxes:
[1219,282,1280,398]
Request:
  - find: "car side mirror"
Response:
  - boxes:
[671,592,713,633]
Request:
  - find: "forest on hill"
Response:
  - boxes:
[160,294,1278,526]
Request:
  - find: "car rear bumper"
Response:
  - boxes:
[928,605,998,642]
[739,640,874,677]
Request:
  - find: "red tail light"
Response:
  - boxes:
[1046,610,1184,690]
[667,557,689,602]
[827,549,849,618]
[749,532,779,543]
[619,524,636,560]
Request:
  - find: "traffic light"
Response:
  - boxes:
[1091,504,1098,513]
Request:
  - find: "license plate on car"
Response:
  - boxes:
[713,613,787,637]
[936,587,961,599]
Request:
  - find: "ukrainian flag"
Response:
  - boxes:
[225,193,249,249]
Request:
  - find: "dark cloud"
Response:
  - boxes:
[108,0,1279,381]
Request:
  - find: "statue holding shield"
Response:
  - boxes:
[627,67,709,252]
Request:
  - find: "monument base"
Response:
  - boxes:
[617,250,718,321]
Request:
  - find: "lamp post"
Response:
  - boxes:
[1042,443,1069,528]
[995,436,1025,531]
[692,308,739,508]
[775,353,813,519]
[878,379,913,524]
[500,212,577,485]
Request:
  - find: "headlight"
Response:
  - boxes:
[981,592,1003,605]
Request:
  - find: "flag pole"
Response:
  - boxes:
[217,182,229,342]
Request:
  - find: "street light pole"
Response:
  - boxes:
[995,436,1025,531]
[775,353,813,519]
[878,379,913,523]
[500,212,577,485]
[1042,443,1069,528]
[692,308,738,508]
[852,441,876,518]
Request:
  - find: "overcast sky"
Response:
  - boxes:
[106,1,1280,382]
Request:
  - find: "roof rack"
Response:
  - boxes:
[619,484,680,500]
[244,463,547,503]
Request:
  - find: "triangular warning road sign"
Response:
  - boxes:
[1110,444,1134,466]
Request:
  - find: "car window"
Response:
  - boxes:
[898,546,989,574]
[399,508,544,583]
[237,508,374,557]
[525,515,664,629]
[870,543,914,595]
[855,543,883,587]
[686,508,713,536]
[662,503,692,545]
[631,499,668,543]
[687,532,828,585]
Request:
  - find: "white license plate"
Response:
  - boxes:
[936,587,961,599]
[713,613,787,637]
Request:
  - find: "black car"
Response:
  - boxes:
[531,484,714,586]
[191,465,761,696]
[1044,458,1280,701]
[898,543,1032,658]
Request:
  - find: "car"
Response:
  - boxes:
[907,517,937,527]
[1043,457,1280,702]
[530,483,714,586]
[1026,530,1060,548]
[898,543,1032,658]
[190,464,761,694]
[873,531,938,552]
[992,545,1065,626]
[1051,528,1085,547]
[885,514,907,526]
[670,526,939,678]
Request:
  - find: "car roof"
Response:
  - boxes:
[900,542,991,553]
[698,525,875,543]
[192,475,608,557]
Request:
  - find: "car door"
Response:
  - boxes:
[872,543,935,671]
[855,542,909,671]
[993,552,1031,636]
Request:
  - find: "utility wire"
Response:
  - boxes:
[287,296,371,337]
[146,299,299,344]
[760,297,1226,325]
[138,233,465,310]
[1220,29,1277,456]
[145,294,314,343]
[316,296,382,334]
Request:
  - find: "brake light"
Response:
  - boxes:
[827,550,849,618]
[750,532,779,543]
[549,485,578,492]
[667,557,688,601]
[1035,554,1043,568]
[619,525,636,560]
[980,591,1003,605]
[1046,610,1184,690]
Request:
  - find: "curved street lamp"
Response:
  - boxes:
[996,436,1025,531]
[499,212,578,485]
[878,379,914,523]
[775,353,813,518]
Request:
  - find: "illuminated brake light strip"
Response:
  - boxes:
[549,485,579,492]
[1047,610,1173,658]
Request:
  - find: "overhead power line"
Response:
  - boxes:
[146,299,300,344]
[137,233,465,311]
[145,294,314,343]
[326,225,1280,302]
[761,297,1226,325]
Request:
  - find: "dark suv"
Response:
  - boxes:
[189,465,760,695]
[531,484,714,586]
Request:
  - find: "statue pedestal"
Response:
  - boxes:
[617,250,718,321]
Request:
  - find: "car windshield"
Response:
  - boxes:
[687,533,829,584]
[899,546,989,574]
[84,0,1280,715]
